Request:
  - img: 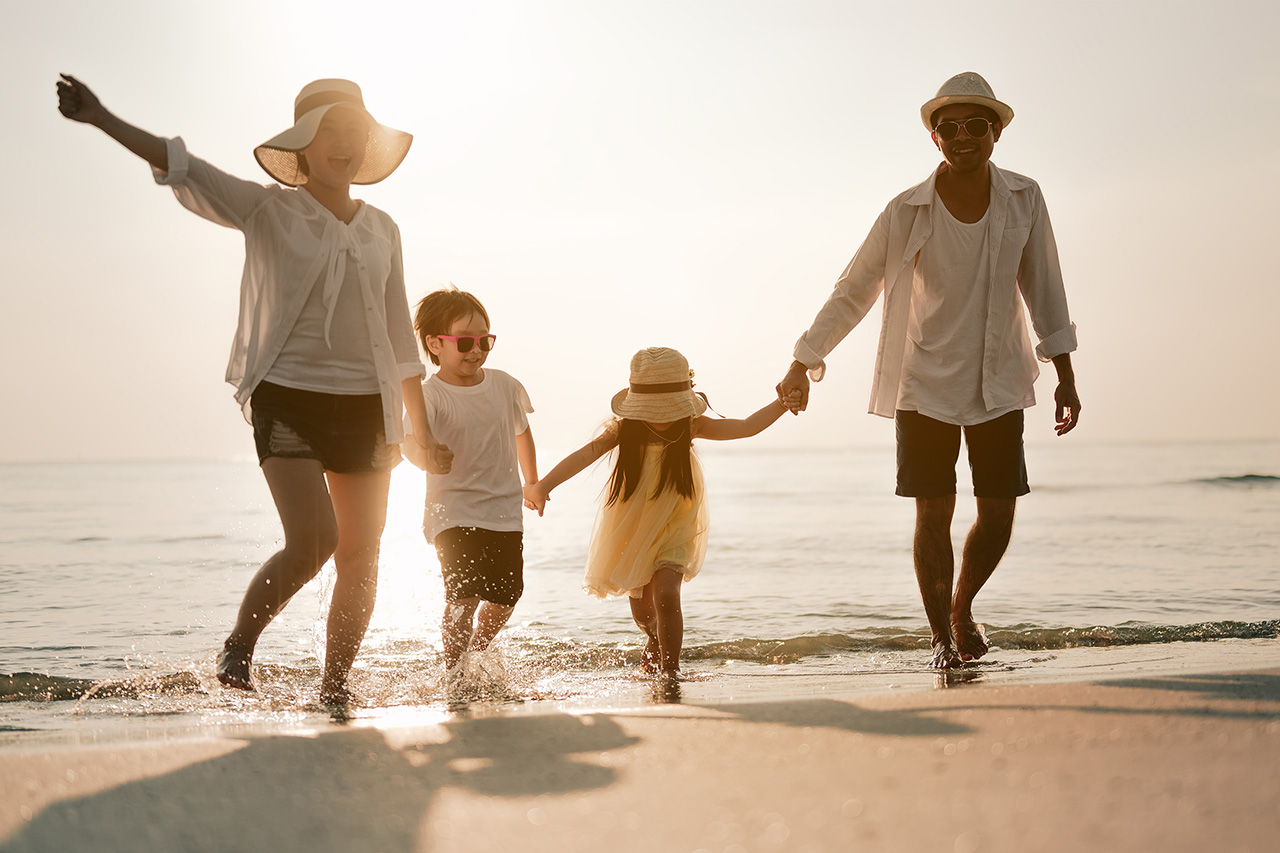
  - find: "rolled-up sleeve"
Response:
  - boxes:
[793,207,891,381]
[151,137,270,230]
[151,137,189,186]
[1018,193,1077,361]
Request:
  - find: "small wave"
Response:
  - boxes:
[673,619,1278,663]
[1191,474,1280,487]
[520,620,1280,666]
[4,619,1276,704]
[1,671,204,703]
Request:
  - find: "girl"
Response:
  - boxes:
[525,347,792,676]
[56,75,449,705]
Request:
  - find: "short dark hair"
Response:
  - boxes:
[413,287,490,365]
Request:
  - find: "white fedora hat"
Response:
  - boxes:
[610,347,708,423]
[920,71,1014,131]
[254,79,412,187]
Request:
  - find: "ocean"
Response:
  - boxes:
[2,440,1278,737]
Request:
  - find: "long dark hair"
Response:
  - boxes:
[605,418,695,506]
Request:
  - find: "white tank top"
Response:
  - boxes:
[899,188,1013,425]
[264,261,379,394]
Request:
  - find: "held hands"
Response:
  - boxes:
[424,441,454,475]
[522,482,548,517]
[775,361,810,414]
[56,74,106,125]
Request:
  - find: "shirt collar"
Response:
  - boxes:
[904,161,1029,207]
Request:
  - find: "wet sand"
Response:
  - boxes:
[2,650,1279,852]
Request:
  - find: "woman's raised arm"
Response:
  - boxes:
[57,74,168,174]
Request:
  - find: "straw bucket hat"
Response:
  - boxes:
[919,71,1014,131]
[253,79,412,187]
[611,347,708,422]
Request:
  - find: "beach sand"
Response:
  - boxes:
[3,649,1279,852]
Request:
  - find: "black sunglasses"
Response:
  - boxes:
[436,334,497,353]
[933,117,993,142]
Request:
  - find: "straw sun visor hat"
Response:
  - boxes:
[611,347,708,423]
[254,78,412,187]
[920,71,1014,131]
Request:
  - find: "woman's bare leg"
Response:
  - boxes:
[218,458,337,690]
[319,469,391,701]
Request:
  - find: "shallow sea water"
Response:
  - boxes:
[2,440,1277,737]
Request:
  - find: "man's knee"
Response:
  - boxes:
[915,496,956,529]
[975,497,1016,532]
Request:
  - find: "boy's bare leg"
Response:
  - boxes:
[951,497,1016,660]
[319,470,391,703]
[443,598,481,671]
[651,566,685,675]
[470,602,515,653]
[219,458,337,690]
[628,588,661,673]
[913,495,962,669]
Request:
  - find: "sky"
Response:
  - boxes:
[3,0,1278,463]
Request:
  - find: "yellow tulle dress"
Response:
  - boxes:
[583,443,710,599]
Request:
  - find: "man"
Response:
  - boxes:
[777,72,1080,669]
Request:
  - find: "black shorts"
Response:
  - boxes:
[895,409,1029,499]
[250,381,398,474]
[435,527,525,607]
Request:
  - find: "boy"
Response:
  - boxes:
[405,287,538,682]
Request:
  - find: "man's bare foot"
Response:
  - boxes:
[216,643,255,691]
[639,636,660,674]
[952,619,989,661]
[929,640,963,670]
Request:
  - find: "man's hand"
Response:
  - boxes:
[1054,382,1081,435]
[775,361,810,414]
[425,442,454,475]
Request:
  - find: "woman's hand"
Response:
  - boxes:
[424,441,454,475]
[56,74,107,126]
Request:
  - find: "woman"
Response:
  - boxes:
[57,75,451,704]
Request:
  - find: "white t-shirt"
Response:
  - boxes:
[406,369,533,541]
[899,187,1030,425]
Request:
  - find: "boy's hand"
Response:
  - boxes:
[57,74,106,125]
[523,482,547,516]
[425,442,454,475]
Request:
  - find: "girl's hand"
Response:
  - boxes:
[776,361,810,414]
[523,482,547,516]
[57,74,107,126]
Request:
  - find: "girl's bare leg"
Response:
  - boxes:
[443,597,481,671]
[219,458,337,690]
[629,587,660,673]
[650,566,685,675]
[319,469,391,702]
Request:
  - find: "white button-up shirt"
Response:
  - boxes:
[794,163,1077,419]
[153,138,425,443]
